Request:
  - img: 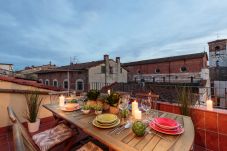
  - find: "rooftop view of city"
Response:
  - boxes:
[0,1,227,151]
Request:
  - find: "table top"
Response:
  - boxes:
[43,104,194,151]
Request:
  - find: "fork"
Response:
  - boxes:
[109,123,125,134]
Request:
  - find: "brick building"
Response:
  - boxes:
[36,55,127,92]
[122,52,208,84]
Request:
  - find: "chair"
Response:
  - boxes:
[7,106,103,151]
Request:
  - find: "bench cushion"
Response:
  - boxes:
[32,123,72,151]
[77,142,103,151]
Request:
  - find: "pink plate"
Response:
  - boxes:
[149,122,184,135]
[153,117,180,129]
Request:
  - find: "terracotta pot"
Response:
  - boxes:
[103,103,110,111]
[28,118,40,133]
[109,106,119,114]
[96,100,104,106]
[86,100,97,106]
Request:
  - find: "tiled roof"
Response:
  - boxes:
[0,76,60,91]
[122,52,207,67]
[36,60,105,74]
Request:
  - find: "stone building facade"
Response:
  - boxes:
[208,39,227,108]
[37,55,127,92]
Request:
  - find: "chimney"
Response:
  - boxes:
[104,54,109,76]
[116,57,120,63]
[116,57,121,82]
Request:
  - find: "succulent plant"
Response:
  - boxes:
[132,121,146,137]
[82,105,91,110]
[120,109,129,118]
[94,104,103,111]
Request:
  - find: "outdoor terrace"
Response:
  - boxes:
[0,81,227,151]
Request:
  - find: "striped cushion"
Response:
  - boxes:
[77,142,103,151]
[32,123,72,151]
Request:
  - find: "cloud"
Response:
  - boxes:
[0,0,227,69]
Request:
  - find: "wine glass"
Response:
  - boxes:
[118,96,129,110]
[141,99,151,121]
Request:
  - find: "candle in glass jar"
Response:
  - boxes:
[134,109,142,120]
[132,100,138,116]
[107,89,111,95]
[206,100,213,111]
[59,95,65,107]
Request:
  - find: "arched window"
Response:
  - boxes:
[53,79,58,87]
[155,68,160,73]
[45,79,49,85]
[137,70,141,74]
[180,66,187,72]
[63,79,69,89]
[76,79,84,91]
[39,79,43,84]
[215,46,220,51]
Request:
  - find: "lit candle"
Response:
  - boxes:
[132,100,138,116]
[134,109,142,120]
[59,95,65,107]
[107,89,111,95]
[206,100,213,111]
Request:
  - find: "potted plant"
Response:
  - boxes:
[24,91,43,133]
[177,86,195,116]
[86,90,100,106]
[98,94,109,111]
[82,105,91,114]
[94,104,103,115]
[106,92,120,114]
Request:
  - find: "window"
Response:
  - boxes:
[45,79,49,85]
[53,80,58,87]
[63,80,69,89]
[109,66,113,74]
[180,66,187,72]
[120,67,123,73]
[155,68,160,73]
[137,70,141,74]
[101,66,106,73]
[76,79,84,91]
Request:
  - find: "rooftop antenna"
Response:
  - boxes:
[217,32,220,39]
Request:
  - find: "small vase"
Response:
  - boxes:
[109,106,119,114]
[28,119,40,133]
[95,110,102,115]
[82,110,90,114]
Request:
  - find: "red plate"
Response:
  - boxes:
[149,122,184,135]
[153,117,180,129]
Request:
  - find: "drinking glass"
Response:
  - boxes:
[141,99,151,121]
[118,96,129,110]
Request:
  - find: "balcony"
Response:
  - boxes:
[0,80,227,151]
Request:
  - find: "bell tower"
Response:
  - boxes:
[208,39,227,67]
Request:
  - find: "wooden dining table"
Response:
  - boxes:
[43,104,194,151]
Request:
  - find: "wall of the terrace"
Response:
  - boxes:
[0,80,56,127]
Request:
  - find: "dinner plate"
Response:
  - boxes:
[92,118,120,129]
[96,114,118,124]
[60,106,80,112]
[149,122,184,135]
[153,117,180,129]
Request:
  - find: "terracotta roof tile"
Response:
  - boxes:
[0,76,60,91]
